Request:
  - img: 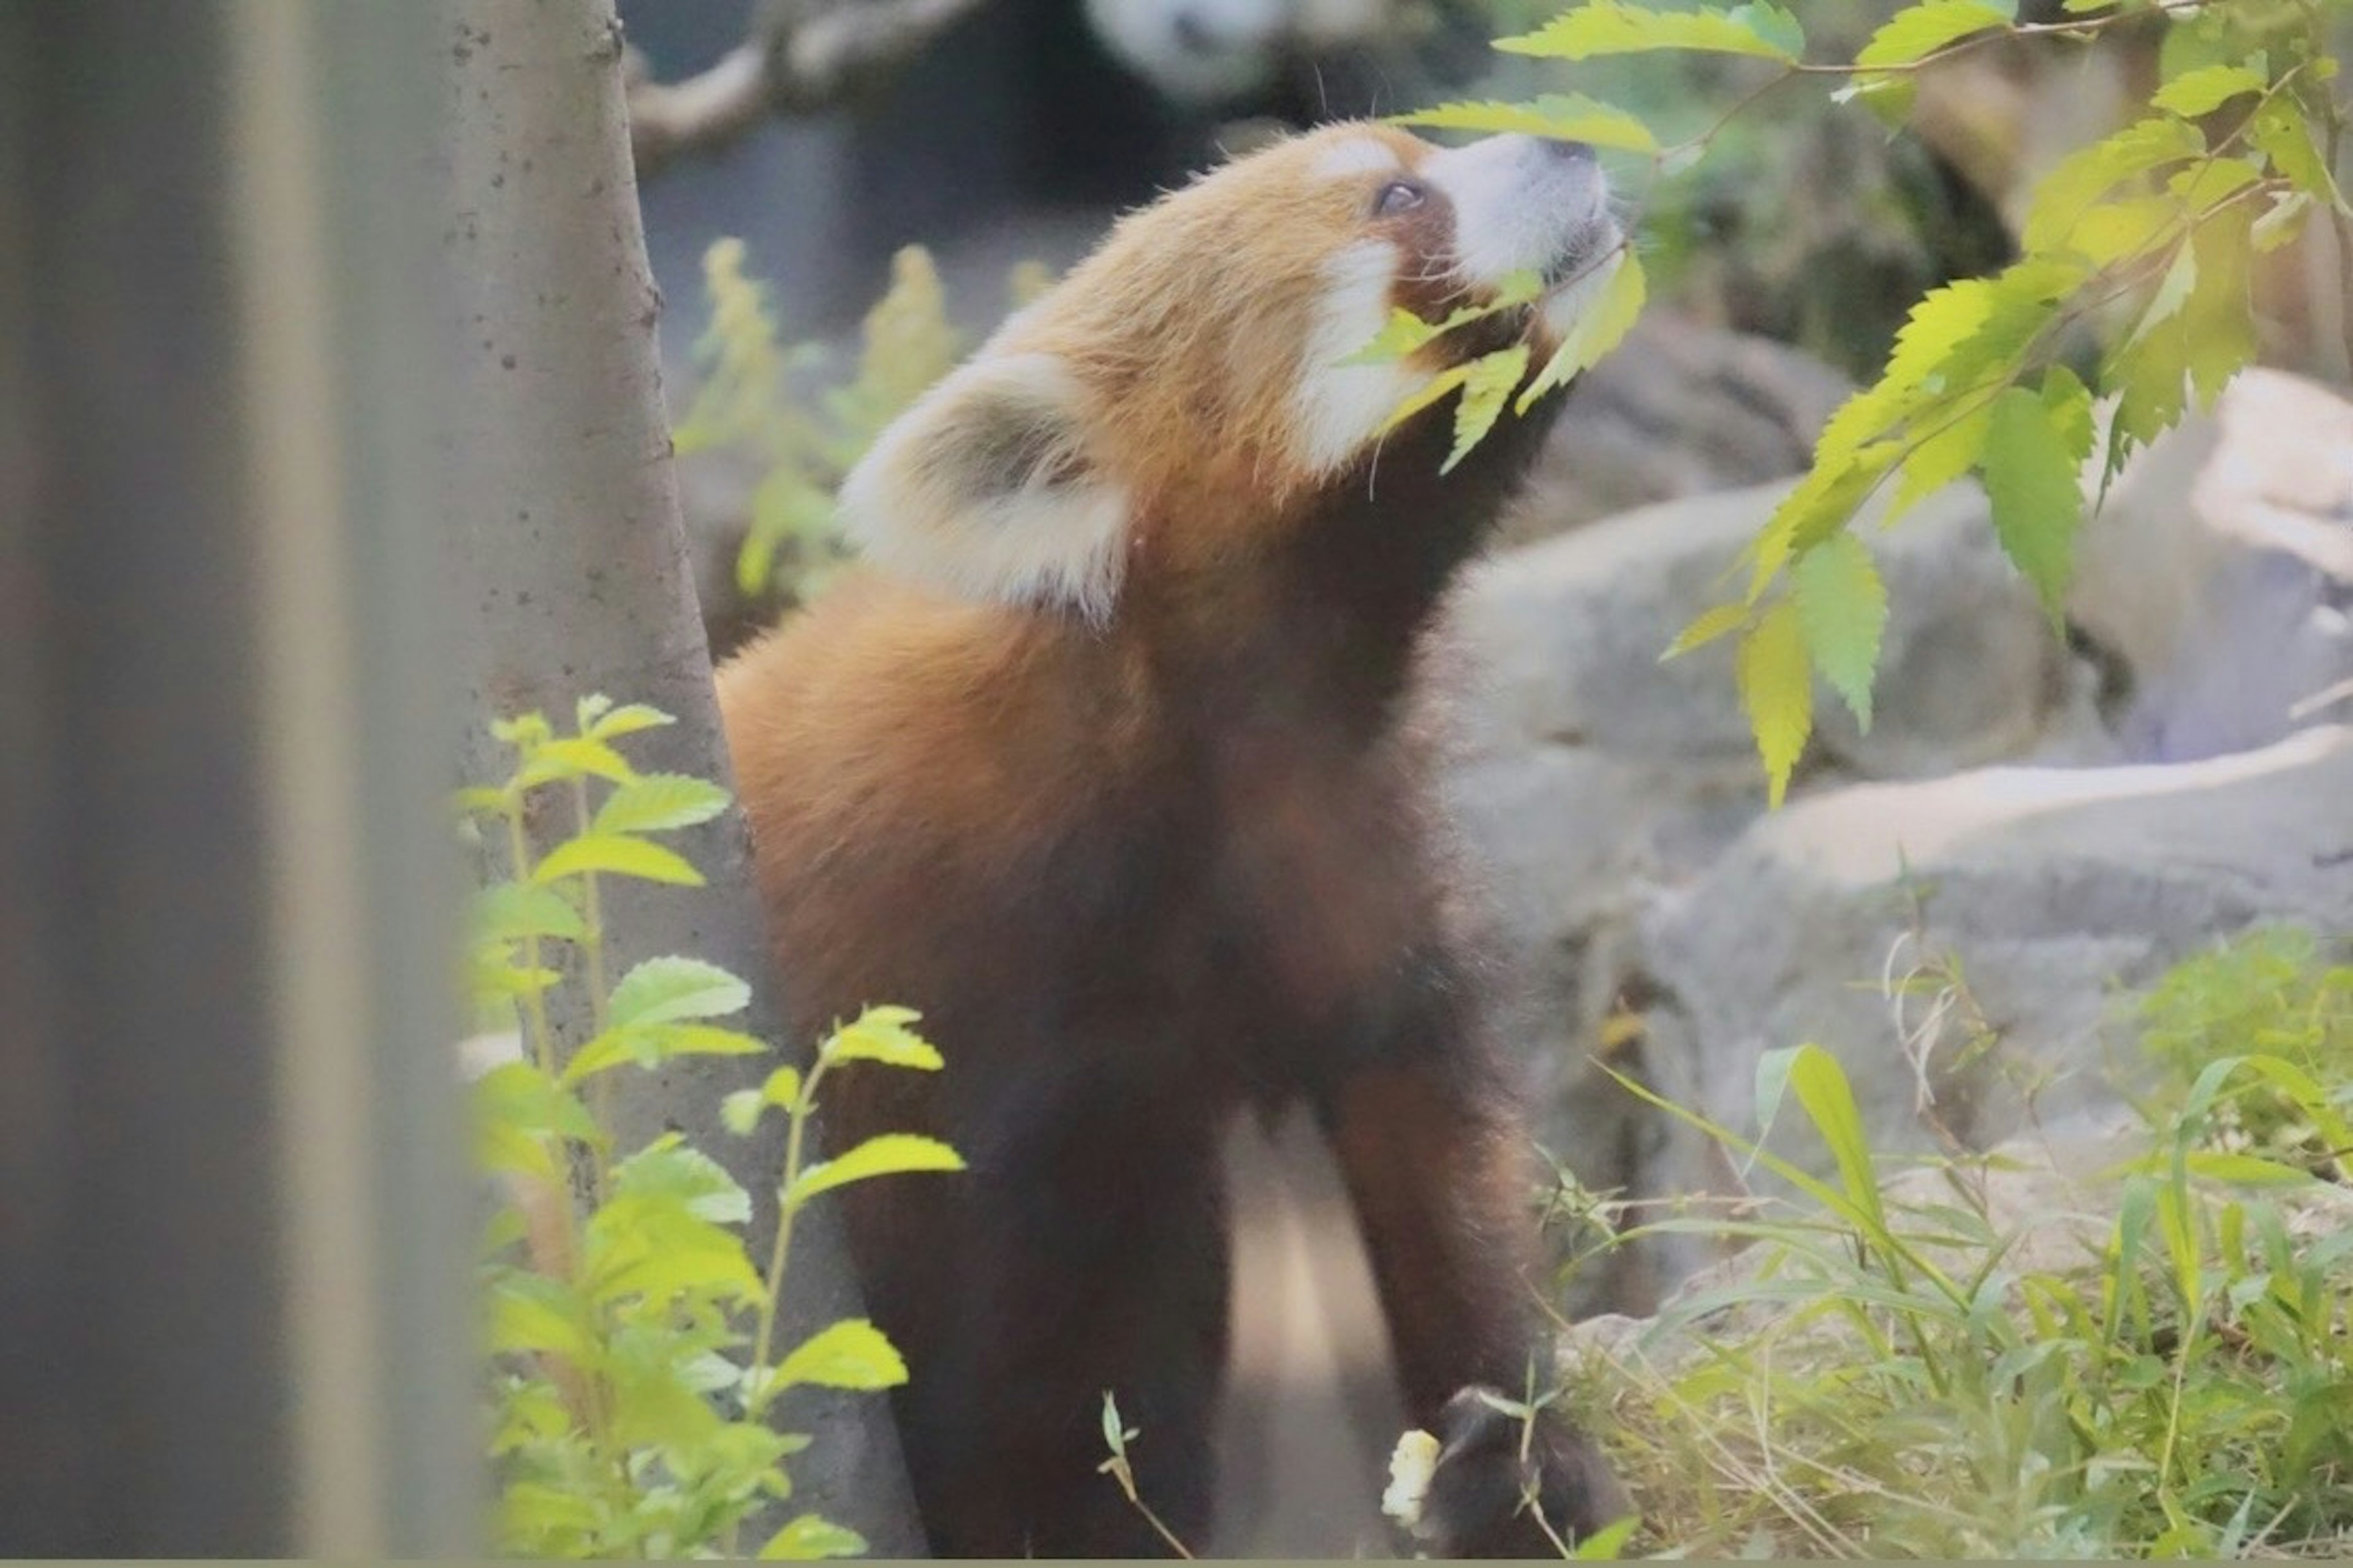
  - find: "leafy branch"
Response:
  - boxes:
[1427,0,2350,803]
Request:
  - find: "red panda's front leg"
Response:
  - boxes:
[1323,1058,1629,1556]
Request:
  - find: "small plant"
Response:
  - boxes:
[671,239,1049,603]
[460,695,963,1558]
[1572,925,2353,1558]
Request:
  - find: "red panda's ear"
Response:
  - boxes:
[841,352,1129,623]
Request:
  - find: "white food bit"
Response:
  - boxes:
[1382,1426,1441,1530]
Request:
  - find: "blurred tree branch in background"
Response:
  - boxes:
[625,0,989,178]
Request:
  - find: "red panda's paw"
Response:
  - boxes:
[1416,1385,1632,1559]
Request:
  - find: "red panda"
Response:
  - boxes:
[716,121,1628,1557]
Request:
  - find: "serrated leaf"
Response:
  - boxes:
[1980,384,2087,619]
[820,1004,944,1070]
[1397,96,1660,155]
[2123,240,2199,350]
[1498,1,1803,64]
[1885,402,1990,527]
[1737,599,1812,808]
[513,737,638,790]
[783,1134,966,1214]
[2249,104,2334,199]
[1519,248,1646,411]
[1664,602,1749,659]
[2023,117,2203,253]
[532,832,704,887]
[1790,534,1887,730]
[2151,62,2266,118]
[1443,345,1531,474]
[593,773,731,836]
[1343,306,1444,365]
[471,881,587,945]
[1855,1,2010,72]
[773,1319,909,1392]
[1382,361,1477,434]
[1749,447,1895,596]
[583,701,675,742]
[761,1514,868,1560]
[2182,200,2256,407]
[607,956,751,1031]
[563,1021,768,1086]
[613,1136,756,1224]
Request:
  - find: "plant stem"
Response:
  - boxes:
[572,773,613,1203]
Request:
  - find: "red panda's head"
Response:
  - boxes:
[841,123,1618,624]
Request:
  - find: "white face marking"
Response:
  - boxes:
[1420,134,1614,289]
[1311,135,1404,181]
[841,353,1131,623]
[1294,238,1424,474]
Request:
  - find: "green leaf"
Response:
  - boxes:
[1342,306,1446,366]
[761,1514,869,1560]
[783,1134,966,1213]
[532,832,705,887]
[1663,602,1749,659]
[2182,201,2256,408]
[773,1319,909,1392]
[1397,96,1661,155]
[2151,62,2267,118]
[608,956,751,1029]
[2249,104,2335,199]
[592,773,732,836]
[473,1059,602,1146]
[1856,0,2012,69]
[820,1005,944,1071]
[1382,361,1477,435]
[487,1268,593,1360]
[1572,1515,1641,1559]
[1498,1,1803,64]
[2122,240,2199,349]
[513,737,639,790]
[1519,248,1646,411]
[1736,599,1811,808]
[1885,402,1990,528]
[1785,1044,1887,1237]
[1443,345,1531,474]
[471,881,587,945]
[562,1022,768,1086]
[1748,449,1893,596]
[613,1136,756,1225]
[2023,117,2203,254]
[1980,384,2087,619]
[1790,533,1887,730]
[721,1088,766,1137]
[583,701,675,742]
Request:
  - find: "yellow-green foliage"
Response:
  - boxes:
[459,696,963,1559]
[1432,0,2351,805]
[1569,929,2353,1558]
[672,240,1042,604]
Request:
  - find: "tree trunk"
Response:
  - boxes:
[438,0,925,1551]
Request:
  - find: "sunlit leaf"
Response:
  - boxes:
[773,1319,909,1392]
[1498,1,1803,64]
[1397,96,1661,154]
[1980,384,2088,620]
[593,773,732,836]
[761,1514,869,1560]
[532,833,705,887]
[1736,599,1812,807]
[820,1005,944,1071]
[1444,345,1531,474]
[783,1134,966,1213]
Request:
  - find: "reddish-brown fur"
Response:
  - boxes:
[717,123,1622,1556]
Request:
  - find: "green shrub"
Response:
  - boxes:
[458,696,961,1558]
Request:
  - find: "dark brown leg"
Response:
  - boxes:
[1324,1063,1629,1556]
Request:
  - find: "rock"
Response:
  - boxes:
[1623,725,2353,1293]
[1500,314,1852,548]
[1441,479,2107,1290]
[2069,368,2353,763]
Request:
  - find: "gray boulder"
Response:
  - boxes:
[1623,725,2353,1293]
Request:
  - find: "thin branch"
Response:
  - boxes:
[625,0,991,179]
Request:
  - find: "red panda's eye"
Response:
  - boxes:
[1371,180,1427,217]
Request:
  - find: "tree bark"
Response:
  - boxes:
[438,0,925,1551]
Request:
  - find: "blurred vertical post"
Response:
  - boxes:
[0,1,476,1555]
[436,0,926,1553]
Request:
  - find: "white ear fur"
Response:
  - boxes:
[839,352,1130,623]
